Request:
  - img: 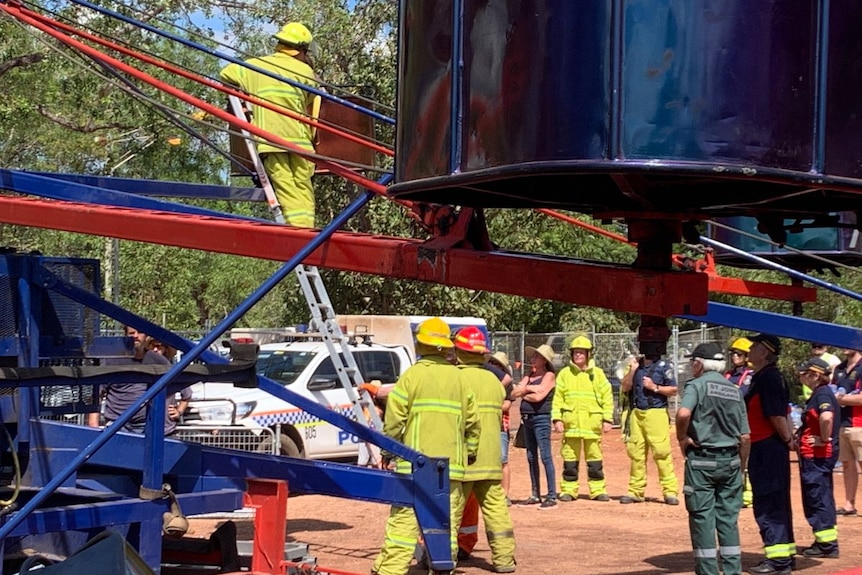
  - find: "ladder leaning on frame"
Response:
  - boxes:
[227,94,383,463]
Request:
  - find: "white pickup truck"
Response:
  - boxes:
[179,339,413,460]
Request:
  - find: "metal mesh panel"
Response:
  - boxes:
[0,275,16,337]
[174,426,277,453]
[39,258,100,348]
[37,357,99,413]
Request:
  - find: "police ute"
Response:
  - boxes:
[179,337,412,461]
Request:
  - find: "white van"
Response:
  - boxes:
[180,339,412,460]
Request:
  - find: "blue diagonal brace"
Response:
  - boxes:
[678,301,862,350]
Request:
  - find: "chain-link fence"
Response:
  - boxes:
[493,325,733,422]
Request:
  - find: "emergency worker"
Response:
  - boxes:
[552,335,613,501]
[796,358,840,559]
[745,334,795,575]
[620,352,679,504]
[371,318,480,575]
[453,327,516,574]
[725,337,754,507]
[834,347,862,516]
[726,338,754,395]
[676,342,750,575]
[219,22,321,228]
[458,351,514,560]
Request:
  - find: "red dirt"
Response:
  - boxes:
[189,429,862,575]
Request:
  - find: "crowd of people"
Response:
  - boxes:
[368,321,860,575]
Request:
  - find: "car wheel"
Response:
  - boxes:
[257,434,302,458]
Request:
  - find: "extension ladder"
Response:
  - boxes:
[227,95,383,449]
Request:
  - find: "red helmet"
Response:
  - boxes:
[453,326,490,354]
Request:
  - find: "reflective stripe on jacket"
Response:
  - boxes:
[459,363,505,481]
[219,49,318,154]
[384,356,479,480]
[552,360,613,439]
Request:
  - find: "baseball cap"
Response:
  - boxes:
[798,357,831,376]
[749,333,781,355]
[689,342,724,361]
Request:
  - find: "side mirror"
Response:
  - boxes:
[307,376,338,391]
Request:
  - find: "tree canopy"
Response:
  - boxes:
[1,0,861,347]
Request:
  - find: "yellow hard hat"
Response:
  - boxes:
[729,337,752,354]
[415,317,453,349]
[273,22,313,47]
[568,335,593,351]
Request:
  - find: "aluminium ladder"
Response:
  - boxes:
[228,95,384,451]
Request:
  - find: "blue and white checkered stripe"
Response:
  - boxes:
[251,404,356,428]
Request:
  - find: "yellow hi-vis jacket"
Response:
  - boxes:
[384,355,480,480]
[219,48,319,154]
[458,363,505,481]
[552,359,613,439]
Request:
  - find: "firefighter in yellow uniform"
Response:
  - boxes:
[454,327,516,574]
[552,335,614,501]
[372,318,480,575]
[620,353,680,505]
[219,22,321,228]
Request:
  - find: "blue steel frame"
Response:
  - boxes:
[0,180,457,573]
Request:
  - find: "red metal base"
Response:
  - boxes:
[244,479,289,575]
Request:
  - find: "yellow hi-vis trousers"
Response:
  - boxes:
[460,479,516,571]
[560,436,606,498]
[372,481,465,575]
[262,151,315,228]
[625,407,679,499]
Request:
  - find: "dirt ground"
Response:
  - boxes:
[189,429,862,575]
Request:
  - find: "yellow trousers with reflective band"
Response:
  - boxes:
[461,480,516,570]
[560,437,606,498]
[625,407,678,498]
[372,481,464,575]
[262,151,315,228]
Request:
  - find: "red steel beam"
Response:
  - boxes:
[0,197,708,316]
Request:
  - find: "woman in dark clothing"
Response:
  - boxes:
[512,344,557,508]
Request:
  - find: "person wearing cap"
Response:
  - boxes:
[745,333,795,575]
[802,344,840,401]
[810,343,841,372]
[551,335,613,502]
[371,317,480,575]
[796,357,840,559]
[725,337,754,507]
[833,347,862,516]
[457,350,515,560]
[619,350,680,505]
[676,342,750,575]
[452,328,516,574]
[511,343,557,508]
[219,22,321,228]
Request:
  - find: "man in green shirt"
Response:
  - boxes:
[676,342,751,575]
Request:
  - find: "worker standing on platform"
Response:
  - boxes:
[219,22,321,228]
[620,352,680,505]
[676,342,750,575]
[745,333,795,575]
[453,327,516,574]
[552,335,614,502]
[371,317,479,575]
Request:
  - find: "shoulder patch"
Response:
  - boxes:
[706,381,741,401]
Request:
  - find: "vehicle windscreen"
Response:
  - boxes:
[256,350,317,385]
